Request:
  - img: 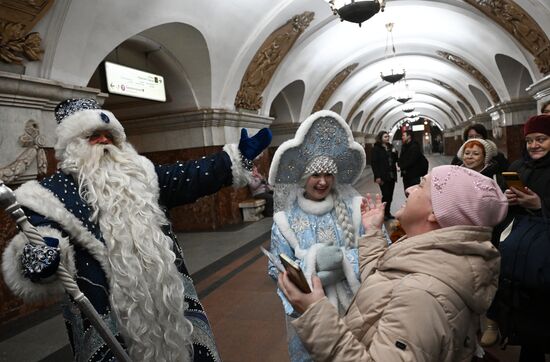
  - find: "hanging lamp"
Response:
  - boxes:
[327,0,386,27]
[380,22,405,83]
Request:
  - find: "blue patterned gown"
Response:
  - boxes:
[268,189,363,362]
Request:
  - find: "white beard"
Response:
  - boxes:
[59,139,193,361]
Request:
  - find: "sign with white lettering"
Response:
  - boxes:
[105,61,166,102]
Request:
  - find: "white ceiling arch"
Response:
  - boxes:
[263,0,548,133]
[27,0,549,136]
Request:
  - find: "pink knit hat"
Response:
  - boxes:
[430,165,508,228]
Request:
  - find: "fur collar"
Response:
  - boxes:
[297,192,334,215]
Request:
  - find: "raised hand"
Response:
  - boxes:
[361,193,385,231]
[238,128,272,161]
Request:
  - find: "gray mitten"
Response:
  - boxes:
[317,270,345,286]
[315,245,344,286]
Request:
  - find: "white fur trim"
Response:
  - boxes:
[297,192,334,215]
[223,144,252,188]
[135,153,161,200]
[273,211,307,259]
[302,243,325,278]
[269,110,366,185]
[14,181,111,278]
[2,226,75,301]
[335,283,351,312]
[55,109,126,160]
[324,284,338,309]
[341,247,360,293]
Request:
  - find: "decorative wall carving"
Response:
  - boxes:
[234,11,315,111]
[432,78,477,115]
[0,21,43,63]
[312,63,358,113]
[0,120,47,184]
[437,50,500,104]
[0,0,53,64]
[346,85,377,122]
[465,0,550,75]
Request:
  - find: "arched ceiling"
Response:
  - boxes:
[30,0,550,135]
[263,0,549,133]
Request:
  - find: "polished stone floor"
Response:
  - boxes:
[0,154,534,361]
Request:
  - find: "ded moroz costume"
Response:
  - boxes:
[1,98,271,362]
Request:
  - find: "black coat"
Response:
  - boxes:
[371,143,398,182]
[508,152,550,217]
[398,140,427,179]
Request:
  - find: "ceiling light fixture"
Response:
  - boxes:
[394,79,414,104]
[380,22,405,84]
[327,0,386,27]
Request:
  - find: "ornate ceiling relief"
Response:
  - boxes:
[465,0,550,75]
[0,0,53,64]
[312,63,358,113]
[432,78,476,115]
[0,120,47,184]
[436,50,500,104]
[234,11,315,111]
[346,85,376,122]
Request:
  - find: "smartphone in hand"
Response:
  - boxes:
[501,172,525,190]
[279,253,311,293]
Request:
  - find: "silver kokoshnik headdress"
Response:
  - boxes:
[269,110,366,212]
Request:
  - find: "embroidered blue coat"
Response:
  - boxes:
[2,145,248,362]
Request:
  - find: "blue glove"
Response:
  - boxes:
[238,128,272,161]
[21,237,60,281]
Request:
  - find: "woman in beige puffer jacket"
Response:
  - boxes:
[279,166,508,362]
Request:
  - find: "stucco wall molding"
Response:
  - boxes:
[234,11,315,111]
[464,0,550,75]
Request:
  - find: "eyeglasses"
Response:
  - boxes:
[525,136,548,145]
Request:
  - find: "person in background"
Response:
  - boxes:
[541,100,550,114]
[398,129,428,192]
[1,98,272,362]
[371,130,398,220]
[278,165,508,361]
[249,164,274,217]
[486,114,550,361]
[455,138,506,191]
[451,123,509,173]
[455,137,506,348]
[267,110,365,362]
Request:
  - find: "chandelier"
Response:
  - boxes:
[327,0,386,26]
[380,22,405,83]
[394,80,414,104]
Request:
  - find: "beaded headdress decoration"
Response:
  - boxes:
[54,98,101,124]
[304,155,338,175]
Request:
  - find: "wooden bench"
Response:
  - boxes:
[238,198,266,222]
